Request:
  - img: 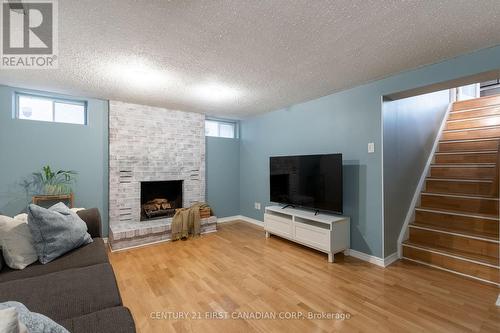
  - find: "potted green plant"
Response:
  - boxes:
[29,165,77,195]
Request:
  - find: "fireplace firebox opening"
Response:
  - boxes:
[140,180,183,221]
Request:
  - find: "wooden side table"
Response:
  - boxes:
[32,193,74,208]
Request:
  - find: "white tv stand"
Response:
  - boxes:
[264,206,350,262]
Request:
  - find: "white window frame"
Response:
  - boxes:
[205,119,238,138]
[15,92,88,125]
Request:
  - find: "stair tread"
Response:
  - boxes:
[440,137,500,143]
[431,163,495,167]
[423,190,494,198]
[445,118,500,131]
[421,192,499,199]
[439,136,500,143]
[432,161,492,168]
[426,177,493,183]
[447,114,500,122]
[402,240,499,266]
[415,207,500,220]
[438,149,498,153]
[434,154,498,164]
[452,95,500,111]
[451,104,500,114]
[443,124,500,133]
[426,190,494,198]
[410,222,499,242]
[436,141,498,154]
[435,151,497,154]
[429,169,496,181]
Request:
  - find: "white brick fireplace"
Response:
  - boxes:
[108,101,215,250]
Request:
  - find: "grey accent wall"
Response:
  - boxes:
[206,136,240,217]
[0,85,109,235]
[239,45,500,258]
[383,90,450,256]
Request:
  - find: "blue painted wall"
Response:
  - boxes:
[240,89,381,256]
[0,85,109,236]
[206,136,240,217]
[383,90,450,256]
[1,45,500,255]
[239,45,500,258]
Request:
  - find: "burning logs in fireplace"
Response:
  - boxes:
[142,198,177,219]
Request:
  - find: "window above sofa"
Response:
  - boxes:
[15,93,87,125]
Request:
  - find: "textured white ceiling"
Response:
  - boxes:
[1,0,500,117]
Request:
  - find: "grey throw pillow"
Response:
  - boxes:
[27,203,92,264]
[0,302,68,333]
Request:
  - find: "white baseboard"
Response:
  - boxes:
[496,294,500,307]
[345,249,385,267]
[384,252,399,267]
[217,215,242,223]
[217,215,264,228]
[239,215,264,227]
[102,237,108,244]
[344,249,399,267]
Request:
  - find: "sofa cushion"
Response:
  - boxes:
[76,208,102,238]
[27,203,92,264]
[0,263,122,321]
[59,307,135,333]
[0,238,108,283]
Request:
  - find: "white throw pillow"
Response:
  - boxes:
[0,307,18,333]
[14,214,28,222]
[0,307,27,333]
[0,215,38,270]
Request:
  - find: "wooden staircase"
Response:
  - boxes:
[402,94,500,285]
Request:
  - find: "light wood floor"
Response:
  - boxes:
[109,221,500,333]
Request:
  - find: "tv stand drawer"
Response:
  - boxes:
[294,221,330,251]
[264,213,292,237]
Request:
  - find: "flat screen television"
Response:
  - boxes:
[270,154,343,214]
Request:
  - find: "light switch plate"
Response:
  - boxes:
[254,202,261,210]
[368,142,375,153]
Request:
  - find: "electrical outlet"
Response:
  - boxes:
[368,142,375,153]
[254,202,261,210]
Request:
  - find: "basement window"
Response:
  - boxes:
[15,93,87,125]
[205,119,237,138]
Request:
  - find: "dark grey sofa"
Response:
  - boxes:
[0,208,136,333]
